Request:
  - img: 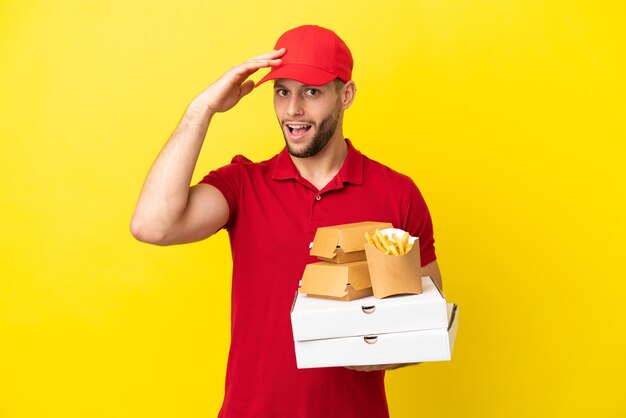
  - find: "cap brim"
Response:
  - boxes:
[255,64,337,88]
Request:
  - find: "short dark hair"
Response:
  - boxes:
[333,78,346,91]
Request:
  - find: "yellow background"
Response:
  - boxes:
[1,1,625,417]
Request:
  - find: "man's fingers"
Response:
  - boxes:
[241,58,282,73]
[239,79,255,99]
[221,48,285,86]
[245,52,284,69]
[235,48,286,76]
[344,363,409,372]
[229,57,282,81]
[249,47,286,62]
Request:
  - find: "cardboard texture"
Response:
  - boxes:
[364,238,422,298]
[299,261,373,301]
[292,276,446,341]
[293,303,458,369]
[310,221,393,263]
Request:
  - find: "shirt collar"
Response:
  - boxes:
[271,138,364,185]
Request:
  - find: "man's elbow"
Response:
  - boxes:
[129,217,170,245]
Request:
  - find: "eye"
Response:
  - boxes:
[305,88,320,97]
[275,89,289,97]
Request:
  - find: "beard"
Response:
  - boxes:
[281,100,341,158]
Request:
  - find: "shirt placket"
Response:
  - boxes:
[309,177,345,224]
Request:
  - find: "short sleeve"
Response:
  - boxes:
[199,155,250,229]
[401,180,436,266]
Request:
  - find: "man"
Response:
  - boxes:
[131,25,442,418]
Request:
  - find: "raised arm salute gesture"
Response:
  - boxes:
[130,48,286,245]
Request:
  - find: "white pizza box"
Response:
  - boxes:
[294,303,458,369]
[291,276,447,342]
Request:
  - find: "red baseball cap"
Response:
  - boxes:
[255,25,353,87]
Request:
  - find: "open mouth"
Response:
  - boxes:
[286,123,313,136]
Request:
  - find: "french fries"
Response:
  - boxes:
[365,229,413,255]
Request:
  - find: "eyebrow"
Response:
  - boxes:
[273,82,322,90]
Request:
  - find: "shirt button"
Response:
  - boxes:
[315,195,322,201]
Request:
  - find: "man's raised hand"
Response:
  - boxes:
[190,48,286,116]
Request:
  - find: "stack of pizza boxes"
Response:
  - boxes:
[292,221,459,369]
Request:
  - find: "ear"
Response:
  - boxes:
[340,80,356,109]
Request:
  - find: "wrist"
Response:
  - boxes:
[187,99,216,123]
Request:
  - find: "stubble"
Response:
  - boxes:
[282,100,342,159]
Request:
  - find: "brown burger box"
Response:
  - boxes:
[309,221,393,263]
[299,260,373,301]
[364,228,423,298]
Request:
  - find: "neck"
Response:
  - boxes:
[290,133,348,191]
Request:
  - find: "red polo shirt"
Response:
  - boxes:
[200,139,436,418]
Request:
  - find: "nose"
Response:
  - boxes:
[286,95,304,117]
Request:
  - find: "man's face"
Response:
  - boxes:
[273,79,343,158]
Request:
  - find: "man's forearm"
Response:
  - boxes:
[130,48,285,244]
[130,102,214,242]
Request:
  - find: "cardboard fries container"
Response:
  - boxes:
[299,261,373,301]
[290,279,458,368]
[364,228,422,298]
[310,221,393,263]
